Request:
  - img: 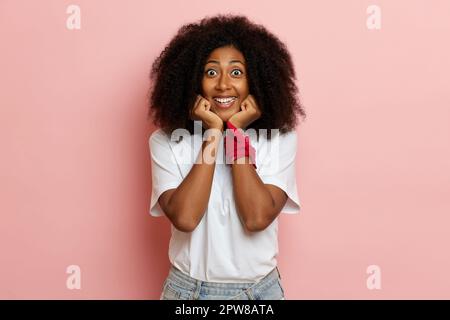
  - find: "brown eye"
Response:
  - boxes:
[205,69,217,76]
[231,69,243,76]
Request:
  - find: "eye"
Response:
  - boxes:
[205,69,217,77]
[231,69,243,76]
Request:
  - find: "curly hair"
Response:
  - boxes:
[147,14,306,139]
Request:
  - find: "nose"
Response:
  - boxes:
[215,72,231,91]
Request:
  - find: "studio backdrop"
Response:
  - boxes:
[1,0,449,299]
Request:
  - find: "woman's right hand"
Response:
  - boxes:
[189,95,224,131]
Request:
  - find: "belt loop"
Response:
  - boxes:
[193,279,201,300]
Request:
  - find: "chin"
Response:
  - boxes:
[214,109,239,122]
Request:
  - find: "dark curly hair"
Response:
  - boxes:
[147,14,306,139]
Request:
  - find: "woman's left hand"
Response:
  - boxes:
[228,94,262,129]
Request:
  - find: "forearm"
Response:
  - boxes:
[167,129,222,230]
[231,159,275,231]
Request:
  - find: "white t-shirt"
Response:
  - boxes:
[149,127,301,283]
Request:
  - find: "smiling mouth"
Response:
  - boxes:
[212,96,237,109]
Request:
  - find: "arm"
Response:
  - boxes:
[226,95,288,232]
[158,127,223,232]
[231,158,288,232]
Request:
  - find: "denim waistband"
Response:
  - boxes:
[167,264,281,291]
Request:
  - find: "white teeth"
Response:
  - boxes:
[214,97,236,103]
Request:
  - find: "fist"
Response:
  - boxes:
[190,95,223,130]
[228,94,262,129]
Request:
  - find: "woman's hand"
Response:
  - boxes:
[190,95,224,131]
[228,94,261,129]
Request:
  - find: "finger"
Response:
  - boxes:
[246,96,255,109]
[195,95,203,109]
[246,96,260,114]
[202,99,210,110]
[190,95,202,120]
[246,94,255,105]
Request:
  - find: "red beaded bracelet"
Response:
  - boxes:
[224,120,257,169]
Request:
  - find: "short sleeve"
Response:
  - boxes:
[258,130,301,214]
[149,129,183,217]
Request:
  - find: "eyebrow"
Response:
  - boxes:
[206,59,245,66]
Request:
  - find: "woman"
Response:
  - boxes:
[147,14,306,300]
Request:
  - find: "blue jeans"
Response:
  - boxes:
[160,264,286,300]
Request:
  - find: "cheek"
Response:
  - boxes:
[236,81,249,96]
[201,79,212,95]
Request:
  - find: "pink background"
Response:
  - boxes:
[1,0,449,299]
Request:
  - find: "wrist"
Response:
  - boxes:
[223,122,257,169]
[211,122,224,132]
[226,119,241,130]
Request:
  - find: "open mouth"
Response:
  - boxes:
[213,96,237,109]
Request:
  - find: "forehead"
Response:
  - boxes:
[206,45,245,63]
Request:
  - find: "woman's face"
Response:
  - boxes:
[201,45,249,122]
